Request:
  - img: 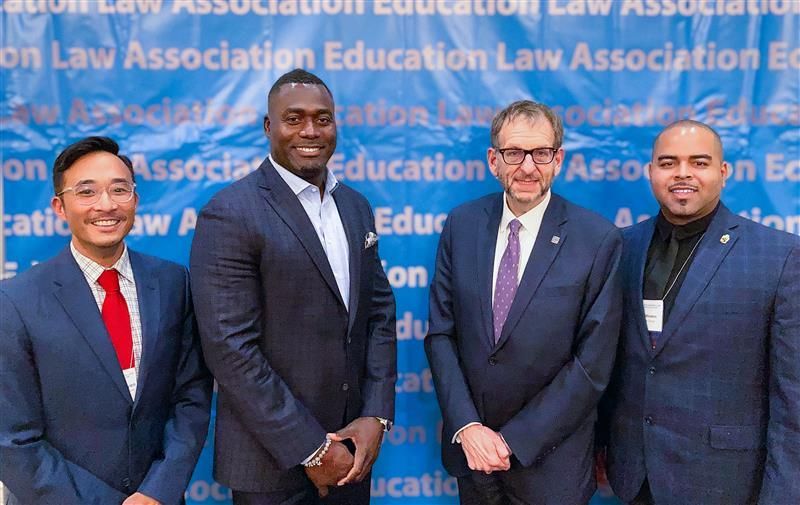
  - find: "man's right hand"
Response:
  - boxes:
[459,424,511,473]
[304,441,354,497]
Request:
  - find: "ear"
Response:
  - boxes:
[51,195,66,220]
[553,147,565,176]
[646,161,653,179]
[263,115,271,137]
[720,161,730,187]
[487,147,499,177]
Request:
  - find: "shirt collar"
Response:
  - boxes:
[500,190,551,233]
[70,241,134,283]
[269,154,339,197]
[656,201,720,241]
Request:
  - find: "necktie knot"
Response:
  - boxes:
[98,269,121,293]
[508,219,522,235]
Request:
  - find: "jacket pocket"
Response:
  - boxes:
[708,425,763,450]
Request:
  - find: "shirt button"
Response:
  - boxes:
[644,416,653,425]
[342,383,349,391]
[347,337,352,344]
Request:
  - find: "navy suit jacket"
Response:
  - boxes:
[425,193,622,504]
[0,247,212,505]
[189,159,396,492]
[602,204,800,504]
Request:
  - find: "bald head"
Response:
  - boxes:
[652,120,724,162]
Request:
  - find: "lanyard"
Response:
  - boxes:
[661,233,704,301]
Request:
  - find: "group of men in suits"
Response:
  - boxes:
[0,68,796,505]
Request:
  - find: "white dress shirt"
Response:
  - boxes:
[71,241,142,399]
[491,190,551,301]
[271,155,350,310]
[453,191,552,445]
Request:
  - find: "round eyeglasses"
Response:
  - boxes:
[57,182,136,206]
[496,147,558,165]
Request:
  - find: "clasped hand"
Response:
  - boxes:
[459,424,511,473]
[304,417,385,496]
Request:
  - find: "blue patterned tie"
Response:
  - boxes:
[493,219,522,344]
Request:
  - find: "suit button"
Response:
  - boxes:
[342,383,349,391]
[644,416,653,425]
[122,478,131,489]
[488,357,497,365]
[649,367,656,375]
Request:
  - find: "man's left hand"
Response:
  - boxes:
[122,492,161,505]
[328,417,385,486]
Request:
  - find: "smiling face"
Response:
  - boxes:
[648,124,728,225]
[265,83,337,190]
[51,151,138,266]
[488,116,564,216]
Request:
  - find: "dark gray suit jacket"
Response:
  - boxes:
[190,158,396,492]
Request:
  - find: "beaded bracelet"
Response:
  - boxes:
[303,437,332,467]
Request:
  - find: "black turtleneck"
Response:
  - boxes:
[643,203,719,324]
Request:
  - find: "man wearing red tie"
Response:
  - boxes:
[0,137,212,505]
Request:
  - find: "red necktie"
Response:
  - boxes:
[97,269,135,370]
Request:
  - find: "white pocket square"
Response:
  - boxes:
[364,232,378,249]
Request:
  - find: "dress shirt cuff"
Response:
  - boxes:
[498,431,513,455]
[300,438,329,466]
[452,422,482,444]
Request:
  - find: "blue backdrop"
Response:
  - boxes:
[2,2,798,503]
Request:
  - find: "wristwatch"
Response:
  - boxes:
[374,417,393,432]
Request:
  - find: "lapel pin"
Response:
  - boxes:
[720,234,730,244]
[364,231,378,249]
[551,235,560,245]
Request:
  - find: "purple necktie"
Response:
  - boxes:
[493,219,522,343]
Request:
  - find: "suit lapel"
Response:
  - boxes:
[494,195,567,350]
[629,219,657,353]
[332,188,361,334]
[653,206,739,357]
[478,196,503,348]
[258,162,345,307]
[129,251,159,409]
[51,248,132,403]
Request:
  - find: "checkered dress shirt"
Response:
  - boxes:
[70,242,142,398]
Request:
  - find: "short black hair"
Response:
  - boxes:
[267,68,332,105]
[52,136,134,194]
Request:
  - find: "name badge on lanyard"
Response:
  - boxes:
[643,299,664,333]
[123,367,137,400]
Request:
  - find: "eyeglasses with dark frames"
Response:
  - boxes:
[496,147,558,165]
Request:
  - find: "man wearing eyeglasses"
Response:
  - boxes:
[425,100,622,504]
[0,136,212,505]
